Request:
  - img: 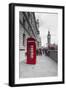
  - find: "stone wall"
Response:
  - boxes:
[49,50,58,62]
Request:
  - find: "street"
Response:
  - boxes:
[19,54,58,78]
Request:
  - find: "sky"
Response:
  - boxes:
[35,12,58,47]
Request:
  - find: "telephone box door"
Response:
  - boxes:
[26,38,36,64]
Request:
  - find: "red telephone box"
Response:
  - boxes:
[26,37,36,64]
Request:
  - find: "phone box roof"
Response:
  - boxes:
[27,37,36,42]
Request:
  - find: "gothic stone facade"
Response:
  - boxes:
[19,12,41,62]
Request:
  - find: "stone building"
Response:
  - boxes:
[19,12,41,62]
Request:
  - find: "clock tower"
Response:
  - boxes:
[47,31,51,46]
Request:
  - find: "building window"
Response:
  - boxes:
[23,33,25,46]
[23,17,25,26]
[28,12,30,18]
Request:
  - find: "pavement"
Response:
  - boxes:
[19,54,58,78]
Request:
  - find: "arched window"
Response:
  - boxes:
[28,12,30,18]
[23,33,25,46]
[23,17,25,26]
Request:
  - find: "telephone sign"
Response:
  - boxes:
[26,37,36,64]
